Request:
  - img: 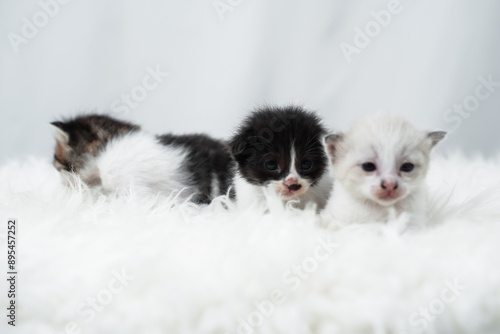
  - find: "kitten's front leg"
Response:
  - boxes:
[393,194,428,233]
[233,173,267,211]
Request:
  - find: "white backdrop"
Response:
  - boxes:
[1,0,499,162]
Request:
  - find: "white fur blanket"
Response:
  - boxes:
[1,153,500,334]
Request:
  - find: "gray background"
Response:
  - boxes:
[1,0,499,163]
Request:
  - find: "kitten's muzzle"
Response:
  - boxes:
[284,175,302,192]
[381,180,398,191]
[275,175,307,198]
[373,178,403,204]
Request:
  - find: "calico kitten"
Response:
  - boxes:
[51,114,234,203]
[323,113,446,228]
[229,106,333,210]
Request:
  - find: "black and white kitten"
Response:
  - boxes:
[51,114,234,203]
[229,106,333,210]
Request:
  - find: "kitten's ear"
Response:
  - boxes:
[51,121,70,146]
[229,134,245,157]
[229,131,256,163]
[427,131,447,148]
[324,133,344,162]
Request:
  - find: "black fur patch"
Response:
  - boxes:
[229,105,328,186]
[51,114,140,173]
[157,134,235,204]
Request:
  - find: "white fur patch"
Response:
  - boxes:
[91,132,190,200]
[289,147,298,176]
[210,171,220,199]
[233,171,267,210]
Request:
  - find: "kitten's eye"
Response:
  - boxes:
[400,163,414,172]
[264,161,279,172]
[300,160,313,171]
[361,162,376,172]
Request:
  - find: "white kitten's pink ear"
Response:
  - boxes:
[324,133,344,162]
[427,131,447,148]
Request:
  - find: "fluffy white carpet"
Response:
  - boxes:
[1,153,500,334]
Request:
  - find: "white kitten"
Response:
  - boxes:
[323,113,446,230]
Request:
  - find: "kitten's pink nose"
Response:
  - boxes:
[381,179,398,191]
[284,175,298,186]
[284,175,302,192]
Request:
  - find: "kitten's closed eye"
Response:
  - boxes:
[400,163,414,172]
[361,162,376,172]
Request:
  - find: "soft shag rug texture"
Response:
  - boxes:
[1,153,500,334]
